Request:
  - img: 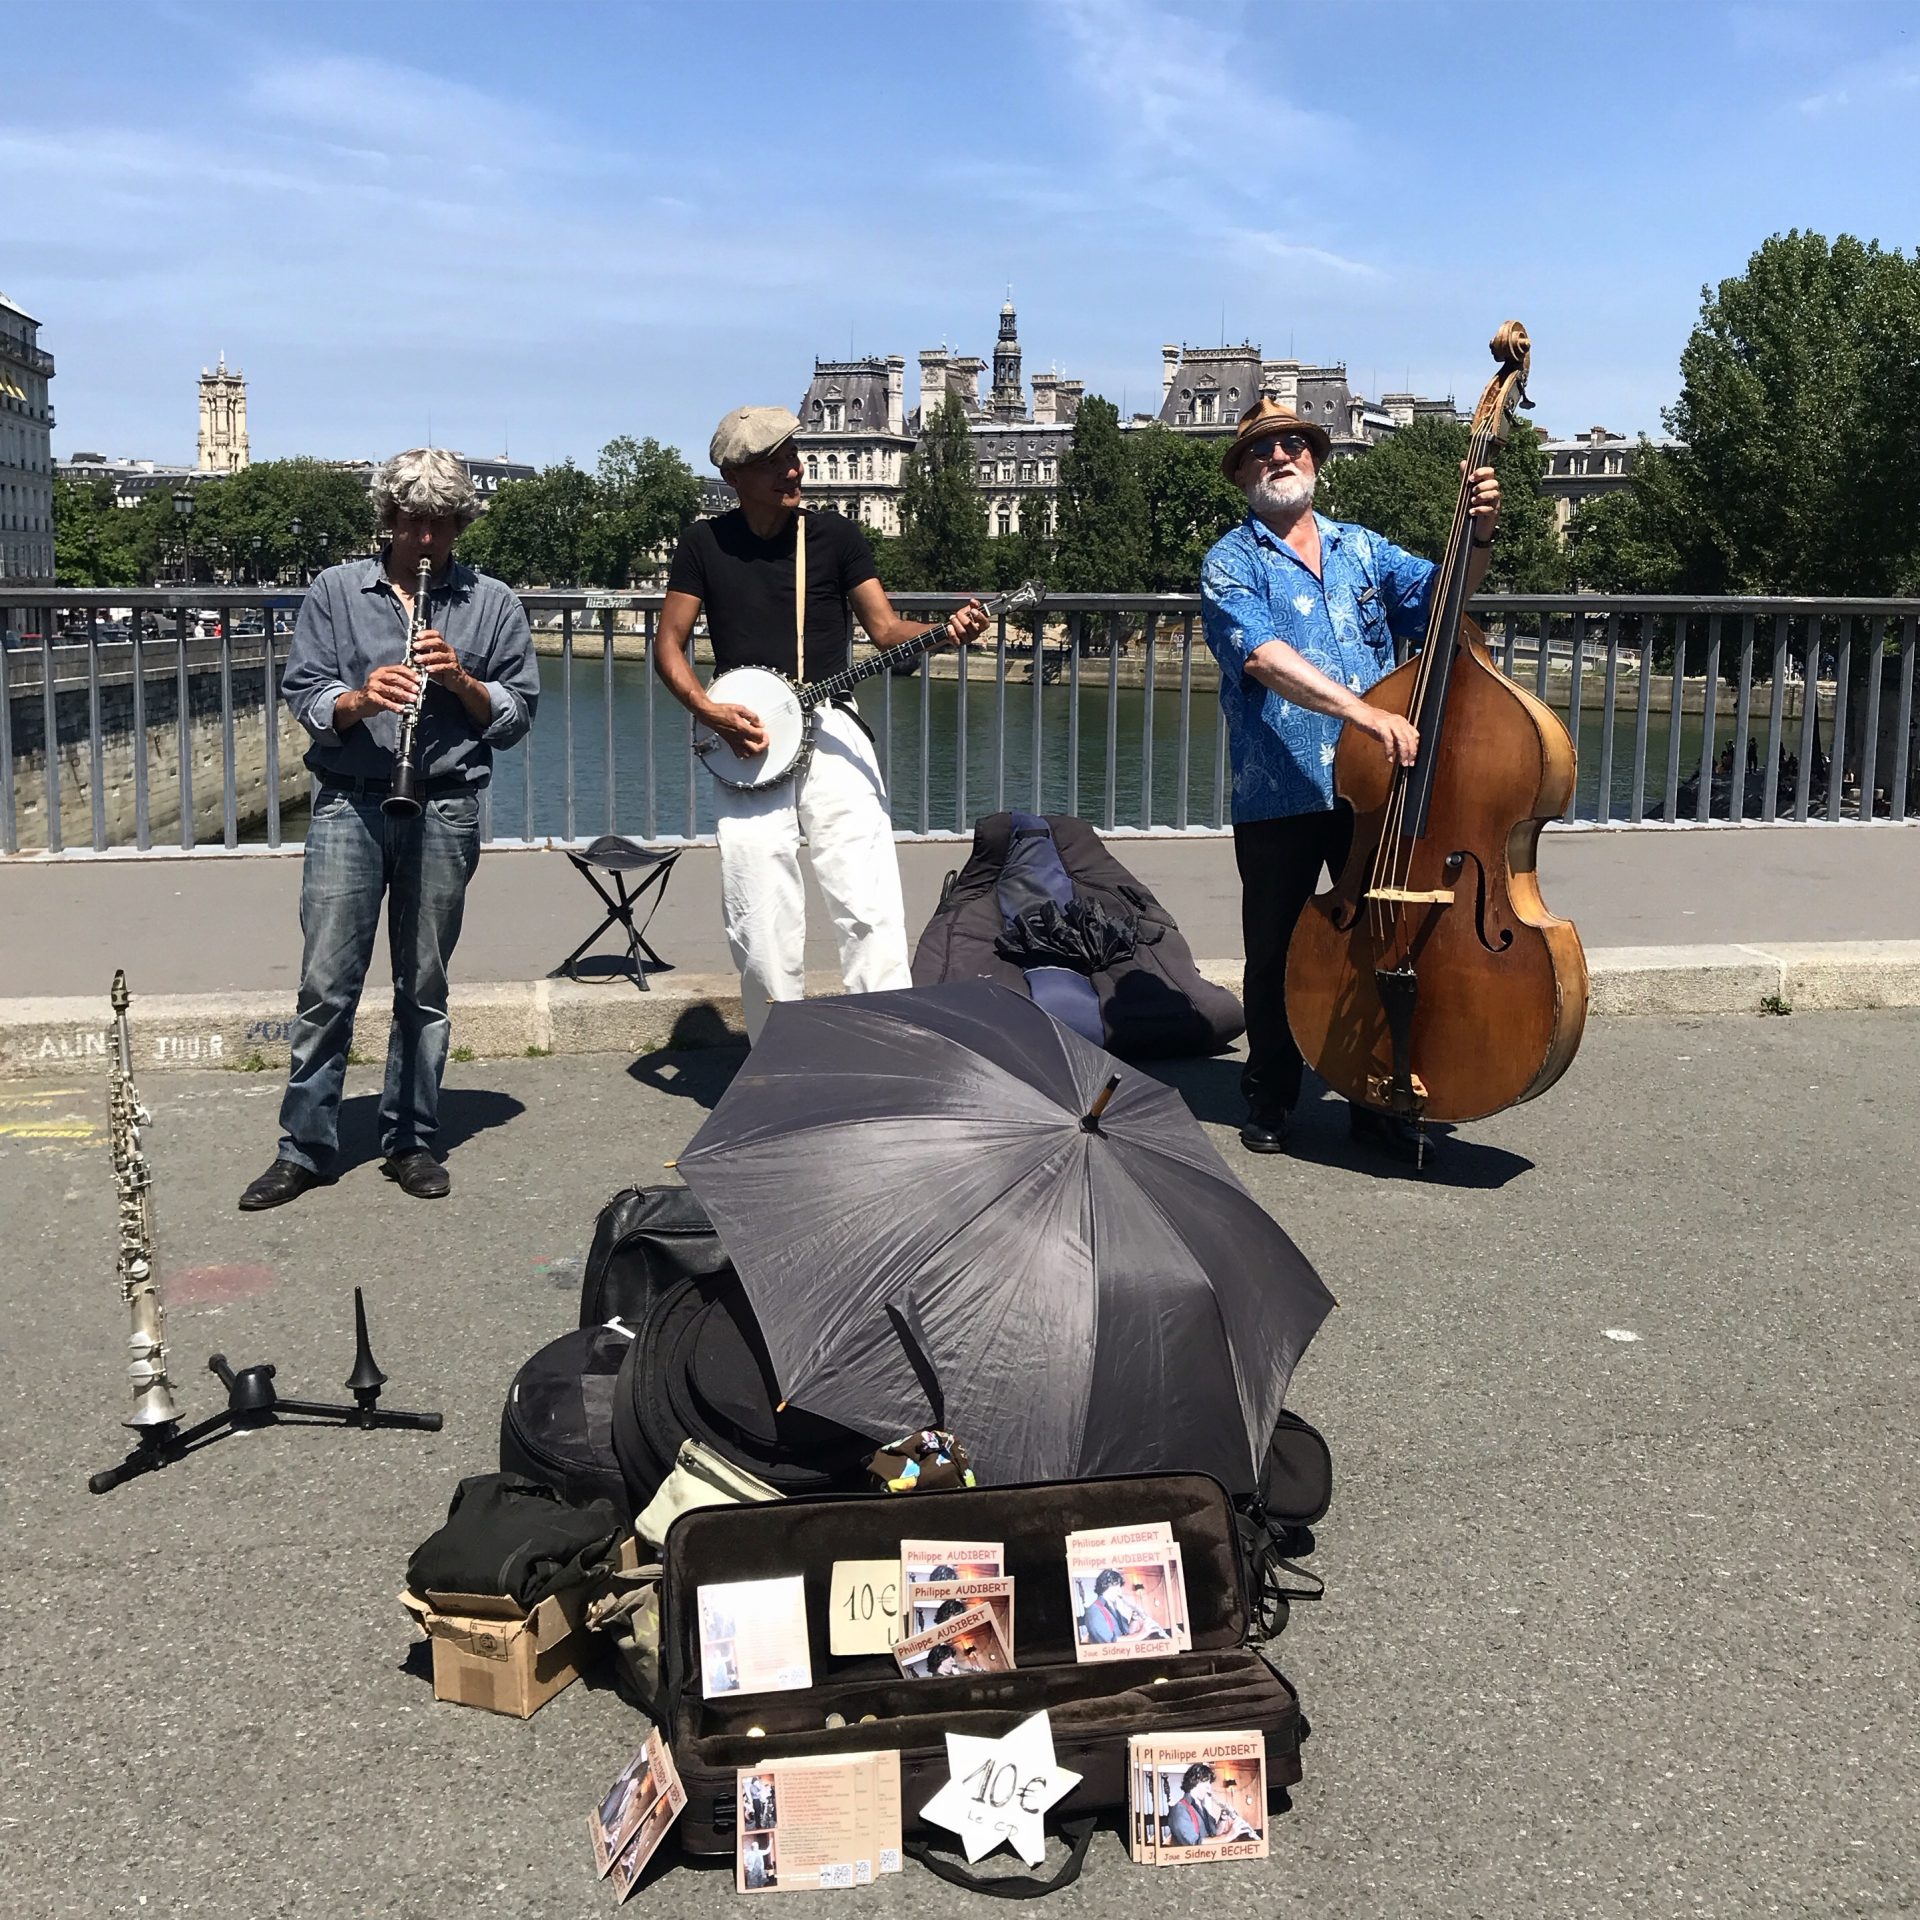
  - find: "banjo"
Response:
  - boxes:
[693,575,1042,793]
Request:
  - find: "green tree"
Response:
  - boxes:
[583,435,703,587]
[1660,229,1920,593]
[1316,415,1566,592]
[184,458,377,582]
[1051,395,1147,595]
[1564,463,1685,592]
[989,506,1054,594]
[1128,424,1244,592]
[53,476,143,587]
[894,396,989,591]
[457,461,596,585]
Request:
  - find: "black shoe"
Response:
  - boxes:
[1348,1103,1433,1168]
[238,1159,330,1211]
[1238,1111,1291,1155]
[381,1150,450,1199]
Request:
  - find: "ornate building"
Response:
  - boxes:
[196,353,250,474]
[789,301,1469,541]
[1,289,56,628]
[793,354,914,531]
[1154,342,1452,452]
[1538,426,1679,533]
[795,299,1082,538]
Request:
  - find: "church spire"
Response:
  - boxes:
[991,293,1023,421]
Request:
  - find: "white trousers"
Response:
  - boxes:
[715,704,911,1042]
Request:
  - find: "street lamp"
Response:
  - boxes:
[172,489,194,590]
[289,515,304,586]
[250,534,263,586]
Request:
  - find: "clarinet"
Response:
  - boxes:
[109,971,179,1434]
[383,555,435,816]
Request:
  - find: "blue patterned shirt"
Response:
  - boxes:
[1200,512,1435,822]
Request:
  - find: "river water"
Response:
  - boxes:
[275,654,1718,842]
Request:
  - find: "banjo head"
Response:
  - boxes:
[695,666,809,791]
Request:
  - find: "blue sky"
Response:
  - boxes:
[7,0,1916,473]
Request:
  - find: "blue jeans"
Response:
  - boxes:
[277,785,482,1172]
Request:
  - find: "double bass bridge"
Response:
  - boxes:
[1364,884,1454,906]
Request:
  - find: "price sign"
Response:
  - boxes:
[918,1712,1081,1867]
[827,1559,902,1655]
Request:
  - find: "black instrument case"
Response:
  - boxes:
[659,1470,1305,1855]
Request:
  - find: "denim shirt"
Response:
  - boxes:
[282,555,539,788]
[1200,512,1434,822]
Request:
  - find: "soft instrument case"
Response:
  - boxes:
[912,812,1245,1060]
[658,1471,1305,1855]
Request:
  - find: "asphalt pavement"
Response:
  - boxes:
[4,823,1918,998]
[3,1012,1915,1919]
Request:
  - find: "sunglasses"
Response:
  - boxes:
[1246,432,1312,462]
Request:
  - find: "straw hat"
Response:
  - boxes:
[1219,397,1330,481]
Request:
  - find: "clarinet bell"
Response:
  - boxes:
[382,761,422,818]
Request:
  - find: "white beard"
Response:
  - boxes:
[1249,473,1315,519]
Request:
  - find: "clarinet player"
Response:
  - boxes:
[239,449,539,1210]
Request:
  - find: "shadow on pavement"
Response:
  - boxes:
[1284,1091,1535,1190]
[627,1042,747,1112]
[1143,1053,1246,1125]
[551,953,676,986]
[337,1085,528,1167]
[1142,1056,1535,1189]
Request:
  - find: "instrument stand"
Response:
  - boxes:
[88,1287,442,1495]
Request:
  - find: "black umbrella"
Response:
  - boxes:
[675,982,1335,1491]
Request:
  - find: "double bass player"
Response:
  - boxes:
[1200,399,1500,1164]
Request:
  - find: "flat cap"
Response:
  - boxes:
[709,405,802,473]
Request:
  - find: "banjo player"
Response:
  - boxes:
[655,405,989,1041]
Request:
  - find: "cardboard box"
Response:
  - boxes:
[400,1539,641,1719]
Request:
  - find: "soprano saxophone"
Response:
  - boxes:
[109,970,179,1433]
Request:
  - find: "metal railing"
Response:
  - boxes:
[3,587,1916,857]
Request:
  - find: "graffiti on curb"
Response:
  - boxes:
[9,1030,230,1063]
[152,1033,226,1063]
[22,1030,110,1063]
[243,1018,296,1045]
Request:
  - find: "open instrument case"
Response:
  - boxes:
[659,1471,1306,1854]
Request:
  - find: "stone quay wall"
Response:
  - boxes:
[7,665,310,850]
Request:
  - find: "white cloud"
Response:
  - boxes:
[243,52,546,170]
[1797,49,1920,115]
[1221,226,1383,281]
[1044,0,1348,174]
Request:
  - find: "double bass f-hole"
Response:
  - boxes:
[1442,850,1514,954]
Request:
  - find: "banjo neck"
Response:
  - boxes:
[795,581,1039,713]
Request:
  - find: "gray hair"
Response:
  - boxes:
[372,447,480,530]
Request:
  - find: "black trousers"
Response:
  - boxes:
[1233,807,1353,1119]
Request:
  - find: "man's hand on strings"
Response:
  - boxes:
[702,701,768,756]
[1461,463,1501,542]
[938,598,991,648]
[1354,703,1420,768]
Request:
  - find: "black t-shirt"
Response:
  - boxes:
[665,508,879,683]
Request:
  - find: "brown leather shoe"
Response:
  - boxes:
[380,1150,450,1199]
[238,1160,330,1211]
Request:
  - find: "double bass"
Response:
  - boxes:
[1285,322,1587,1156]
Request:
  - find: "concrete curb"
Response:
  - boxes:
[2,944,1916,1079]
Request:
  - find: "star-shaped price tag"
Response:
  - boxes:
[917,1710,1082,1868]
